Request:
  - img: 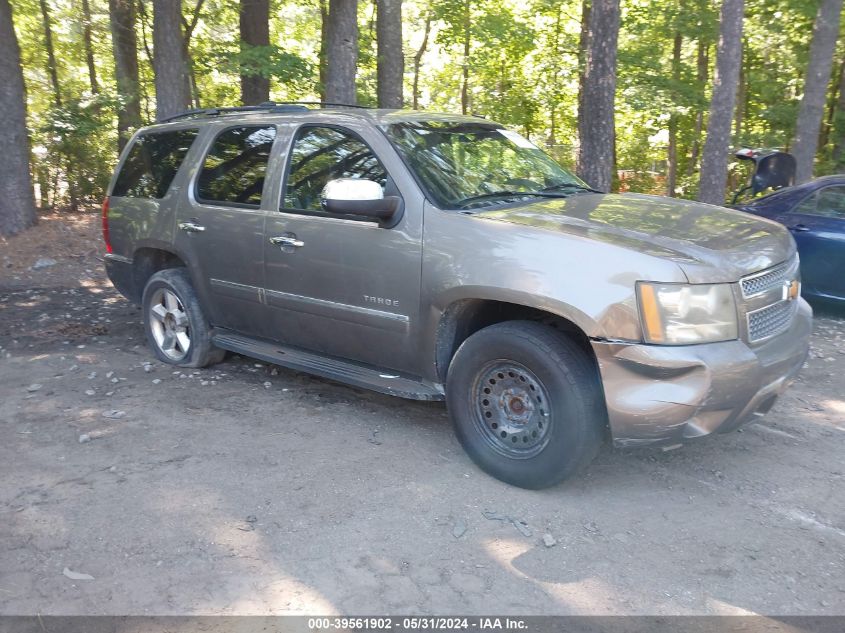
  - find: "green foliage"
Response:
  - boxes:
[36,94,117,206]
[224,44,313,87]
[8,0,845,209]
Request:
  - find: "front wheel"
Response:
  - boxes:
[446,321,606,489]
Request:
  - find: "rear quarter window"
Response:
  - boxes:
[112,129,199,199]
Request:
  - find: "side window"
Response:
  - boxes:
[794,192,817,215]
[283,126,387,212]
[815,186,845,220]
[197,126,277,207]
[112,129,198,199]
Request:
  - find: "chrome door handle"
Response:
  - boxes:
[269,236,304,248]
[178,221,205,233]
[788,224,810,232]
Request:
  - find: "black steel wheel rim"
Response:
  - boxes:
[471,360,552,459]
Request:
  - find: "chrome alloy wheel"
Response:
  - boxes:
[148,288,191,361]
[472,361,553,458]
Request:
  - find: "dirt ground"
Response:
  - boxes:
[1,209,844,616]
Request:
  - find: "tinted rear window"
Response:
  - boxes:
[112,129,198,198]
[197,126,277,207]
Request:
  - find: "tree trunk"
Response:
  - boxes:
[240,0,270,105]
[40,0,81,210]
[734,42,745,139]
[137,0,155,119]
[182,0,204,108]
[697,0,743,205]
[667,31,682,197]
[325,0,358,104]
[832,55,845,170]
[460,0,470,115]
[688,38,708,176]
[576,0,619,192]
[792,0,844,183]
[576,0,590,174]
[547,5,563,146]
[411,13,431,109]
[38,0,61,107]
[0,0,37,236]
[188,53,201,108]
[319,0,329,101]
[376,0,403,108]
[81,0,99,94]
[366,0,376,50]
[152,0,191,119]
[109,0,142,149]
[820,58,842,150]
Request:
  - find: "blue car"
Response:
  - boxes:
[736,175,845,304]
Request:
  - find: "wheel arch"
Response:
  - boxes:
[433,296,598,384]
[129,245,189,304]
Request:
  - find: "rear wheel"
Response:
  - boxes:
[141,268,225,368]
[446,321,606,489]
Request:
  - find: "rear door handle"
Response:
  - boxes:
[269,235,305,248]
[788,224,810,232]
[178,221,205,233]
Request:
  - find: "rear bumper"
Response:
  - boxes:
[592,298,812,448]
[104,253,138,303]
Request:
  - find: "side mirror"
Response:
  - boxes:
[320,178,402,226]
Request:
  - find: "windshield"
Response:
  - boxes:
[383,121,594,210]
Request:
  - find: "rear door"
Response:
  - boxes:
[261,122,423,372]
[174,124,277,335]
[108,127,200,260]
[779,185,845,300]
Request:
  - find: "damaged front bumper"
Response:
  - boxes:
[591,298,812,448]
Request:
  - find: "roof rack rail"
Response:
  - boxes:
[157,101,372,123]
[269,101,372,110]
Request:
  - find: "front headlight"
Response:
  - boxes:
[637,282,739,345]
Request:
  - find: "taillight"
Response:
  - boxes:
[102,197,112,254]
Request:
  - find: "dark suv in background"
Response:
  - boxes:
[103,103,811,489]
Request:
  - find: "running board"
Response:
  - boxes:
[211,331,445,401]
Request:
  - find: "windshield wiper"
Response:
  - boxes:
[455,190,537,209]
[540,182,603,194]
[456,189,583,209]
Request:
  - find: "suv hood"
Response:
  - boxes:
[475,193,795,283]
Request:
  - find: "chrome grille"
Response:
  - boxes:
[747,299,797,342]
[741,260,791,298]
[740,256,800,343]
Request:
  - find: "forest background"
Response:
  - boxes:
[1,0,844,235]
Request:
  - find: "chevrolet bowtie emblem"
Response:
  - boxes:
[783,279,800,302]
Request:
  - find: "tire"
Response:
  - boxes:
[141,268,226,368]
[446,321,606,489]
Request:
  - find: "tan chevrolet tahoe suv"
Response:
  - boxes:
[102,103,812,488]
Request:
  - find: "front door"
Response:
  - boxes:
[779,185,845,300]
[174,124,277,334]
[262,123,423,373]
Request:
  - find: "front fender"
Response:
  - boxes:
[431,285,598,337]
